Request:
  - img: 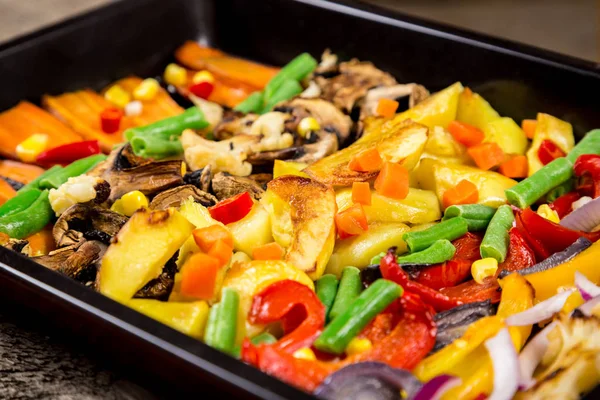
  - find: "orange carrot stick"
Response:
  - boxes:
[0,178,16,206]
[0,160,45,184]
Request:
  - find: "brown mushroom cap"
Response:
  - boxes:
[149,185,218,210]
[53,204,128,248]
[211,171,266,201]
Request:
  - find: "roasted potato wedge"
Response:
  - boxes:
[99,208,194,302]
[262,176,336,279]
[128,299,209,339]
[305,119,428,186]
[527,113,574,175]
[456,87,501,130]
[176,197,223,267]
[227,202,273,256]
[326,222,410,277]
[336,187,441,225]
[394,81,463,129]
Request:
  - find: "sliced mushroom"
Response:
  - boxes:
[360,84,430,119]
[4,239,30,254]
[245,146,302,167]
[33,240,106,283]
[133,252,177,301]
[213,110,258,140]
[53,203,128,248]
[183,165,212,192]
[189,95,224,132]
[149,185,217,210]
[293,129,338,164]
[34,245,78,271]
[211,171,265,201]
[316,59,396,113]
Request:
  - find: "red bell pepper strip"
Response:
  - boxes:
[439,276,502,304]
[380,249,463,311]
[100,108,123,134]
[247,279,325,353]
[574,154,600,198]
[36,140,100,166]
[548,191,581,219]
[515,211,551,260]
[497,228,536,275]
[413,233,482,290]
[208,191,254,225]
[537,139,566,166]
[518,207,600,255]
[189,81,215,99]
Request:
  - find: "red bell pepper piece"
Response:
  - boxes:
[548,191,581,219]
[574,154,600,198]
[208,192,254,225]
[515,211,551,260]
[189,81,215,99]
[380,249,463,311]
[247,279,325,353]
[537,139,565,166]
[36,140,101,166]
[414,233,482,289]
[100,108,123,134]
[518,207,600,255]
[439,276,502,304]
[497,228,536,275]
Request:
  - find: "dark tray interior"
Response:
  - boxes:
[1,0,600,398]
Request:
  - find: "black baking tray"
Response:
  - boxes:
[1,0,600,398]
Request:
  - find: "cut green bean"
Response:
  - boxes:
[233,91,264,114]
[505,157,573,209]
[39,155,107,190]
[545,179,575,203]
[129,135,183,159]
[316,274,339,322]
[314,279,402,355]
[264,53,317,99]
[402,217,468,253]
[444,204,496,221]
[251,332,277,346]
[261,79,303,114]
[124,106,208,141]
[396,239,456,264]
[369,252,386,266]
[18,165,62,193]
[0,189,42,218]
[480,205,515,262]
[203,288,239,355]
[460,218,491,232]
[329,267,362,321]
[567,129,600,162]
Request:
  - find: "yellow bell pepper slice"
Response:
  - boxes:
[128,299,209,339]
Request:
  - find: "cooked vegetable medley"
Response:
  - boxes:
[3,41,600,399]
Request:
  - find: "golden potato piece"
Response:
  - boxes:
[305,119,428,186]
[128,299,209,339]
[263,176,336,279]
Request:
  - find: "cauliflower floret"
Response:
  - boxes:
[249,112,294,153]
[49,175,101,216]
[181,129,257,176]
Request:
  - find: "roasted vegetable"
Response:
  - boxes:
[227,202,273,256]
[526,113,574,176]
[128,299,209,339]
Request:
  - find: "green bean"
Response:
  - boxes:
[18,165,62,193]
[460,218,491,232]
[396,239,456,264]
[329,267,362,321]
[251,332,277,346]
[369,252,386,266]
[124,106,208,141]
[0,189,42,218]
[505,157,573,209]
[260,79,303,114]
[233,91,264,114]
[129,135,183,159]
[0,190,53,239]
[545,179,575,203]
[567,129,600,163]
[203,288,239,355]
[314,279,402,355]
[39,155,107,190]
[402,217,468,253]
[444,204,496,221]
[316,274,339,322]
[480,205,515,262]
[264,53,317,99]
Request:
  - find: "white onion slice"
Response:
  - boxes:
[517,321,557,390]
[575,271,600,301]
[505,289,575,326]
[485,328,520,400]
[412,374,461,400]
[577,294,600,316]
[560,196,600,232]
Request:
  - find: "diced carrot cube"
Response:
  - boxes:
[252,242,285,260]
[348,148,383,172]
[442,179,479,209]
[352,181,372,205]
[467,142,505,170]
[374,162,409,200]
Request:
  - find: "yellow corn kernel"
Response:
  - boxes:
[471,257,498,284]
[104,84,131,109]
[192,70,215,84]
[164,63,187,87]
[133,78,160,101]
[111,190,149,217]
[297,117,321,138]
[16,133,49,163]
[537,204,560,223]
[292,347,316,361]
[345,337,373,356]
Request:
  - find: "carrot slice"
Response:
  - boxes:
[442,179,479,209]
[348,148,383,172]
[0,160,44,184]
[352,182,372,205]
[179,69,256,108]
[448,120,485,147]
[498,155,528,178]
[180,253,222,300]
[253,242,285,260]
[376,98,399,118]
[0,178,16,206]
[521,119,537,139]
[335,203,369,239]
[467,142,505,170]
[207,239,234,265]
[193,225,234,253]
[25,225,56,256]
[374,162,409,200]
